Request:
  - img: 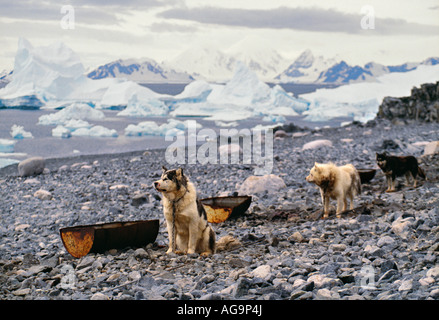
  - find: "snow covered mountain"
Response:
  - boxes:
[276,50,439,84]
[225,38,290,81]
[166,46,236,83]
[87,58,194,84]
[315,61,375,84]
[275,50,337,83]
[166,43,289,82]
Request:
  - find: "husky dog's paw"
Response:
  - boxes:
[200,251,212,257]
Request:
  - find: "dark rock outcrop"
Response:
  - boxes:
[378,81,439,122]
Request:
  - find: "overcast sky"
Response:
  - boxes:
[0,0,438,71]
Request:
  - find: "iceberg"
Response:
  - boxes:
[171,62,309,121]
[38,102,105,125]
[262,114,286,123]
[10,124,33,139]
[71,125,118,138]
[0,38,165,112]
[99,80,163,110]
[0,38,85,107]
[52,125,72,139]
[117,94,167,117]
[301,64,439,122]
[62,119,92,131]
[52,124,117,138]
[167,80,213,105]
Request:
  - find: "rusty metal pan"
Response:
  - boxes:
[59,219,159,258]
[357,169,377,184]
[200,196,252,223]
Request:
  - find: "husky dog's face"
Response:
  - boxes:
[306,162,321,184]
[376,152,387,169]
[154,166,188,193]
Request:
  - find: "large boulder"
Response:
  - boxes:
[18,157,45,177]
[237,174,286,195]
[302,139,333,151]
[424,141,439,155]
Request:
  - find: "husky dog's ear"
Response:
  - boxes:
[175,168,188,191]
[162,166,168,173]
[314,162,321,171]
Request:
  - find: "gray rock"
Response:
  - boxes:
[90,293,110,300]
[34,189,52,201]
[131,193,149,207]
[18,157,45,177]
[315,288,340,300]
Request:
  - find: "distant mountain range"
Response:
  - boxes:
[2,48,438,87]
[87,58,194,84]
[276,51,439,84]
[86,50,439,85]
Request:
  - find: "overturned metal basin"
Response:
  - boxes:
[358,169,377,184]
[60,219,159,258]
[200,196,252,223]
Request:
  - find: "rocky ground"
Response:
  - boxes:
[0,118,438,300]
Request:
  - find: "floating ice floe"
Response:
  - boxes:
[38,103,105,125]
[125,119,202,137]
[0,139,17,153]
[10,124,33,139]
[0,158,20,168]
[71,125,118,138]
[52,124,118,138]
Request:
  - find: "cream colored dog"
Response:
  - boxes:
[154,167,215,256]
[306,162,361,219]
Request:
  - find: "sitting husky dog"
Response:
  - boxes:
[154,166,215,256]
[376,152,426,192]
[306,162,361,219]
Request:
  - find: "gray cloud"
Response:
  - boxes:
[0,0,176,25]
[159,6,439,35]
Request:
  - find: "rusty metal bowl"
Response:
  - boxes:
[358,169,377,184]
[59,219,159,258]
[200,196,252,223]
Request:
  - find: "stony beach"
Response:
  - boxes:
[1,118,439,301]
